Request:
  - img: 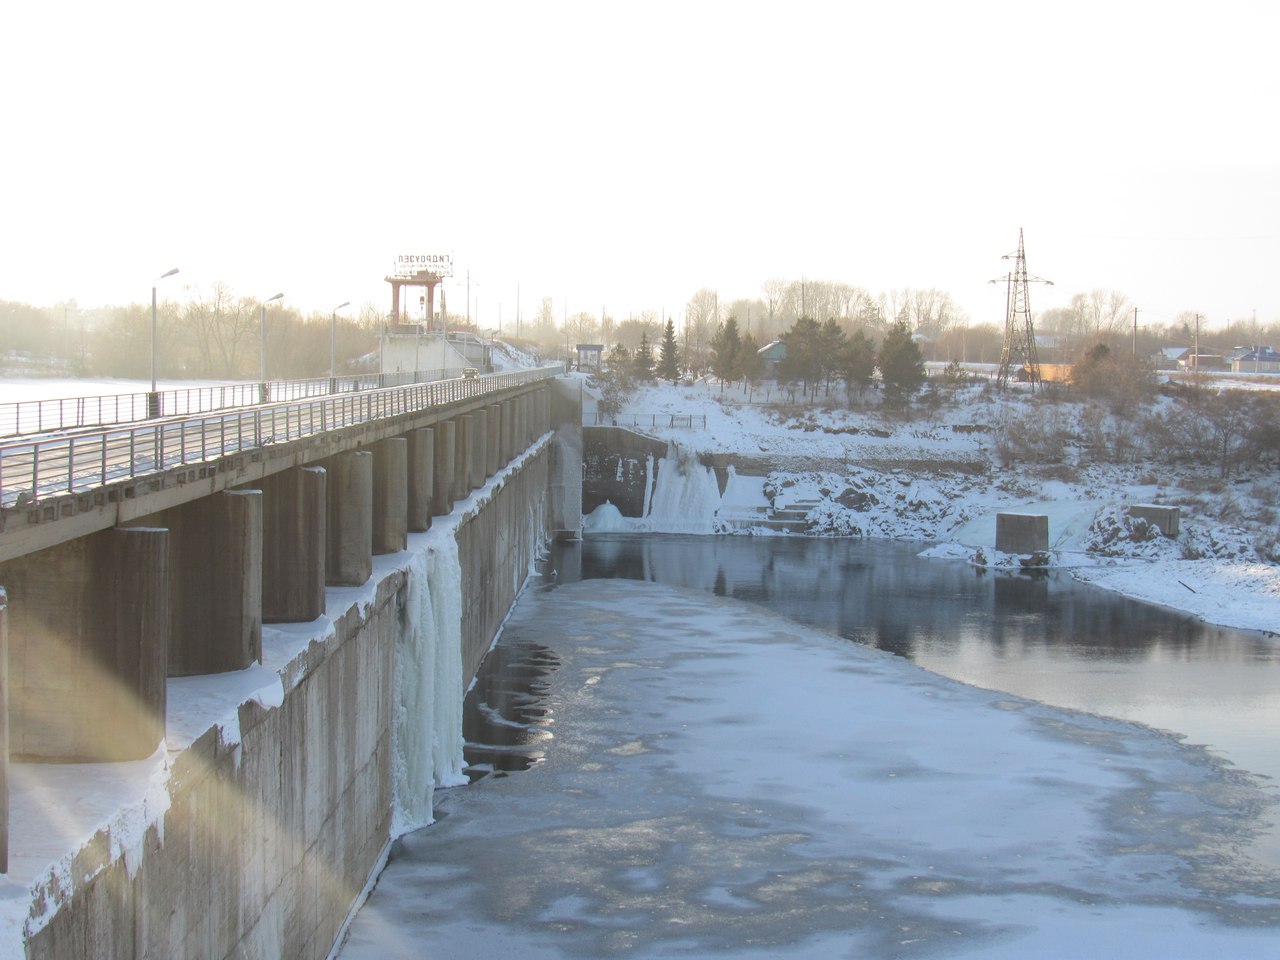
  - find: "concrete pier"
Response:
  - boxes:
[0,526,169,762]
[406,427,434,532]
[454,415,473,502]
[150,490,264,675]
[432,419,457,517]
[472,408,488,490]
[326,450,373,587]
[260,466,327,624]
[372,437,408,555]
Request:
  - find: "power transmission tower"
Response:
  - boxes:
[991,228,1053,390]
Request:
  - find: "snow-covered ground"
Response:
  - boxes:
[582,374,1280,638]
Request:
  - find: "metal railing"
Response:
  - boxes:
[0,368,469,438]
[585,412,707,429]
[0,366,562,507]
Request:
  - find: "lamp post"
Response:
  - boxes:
[260,291,284,402]
[330,300,349,391]
[150,267,179,417]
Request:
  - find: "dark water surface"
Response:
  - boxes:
[515,533,1280,861]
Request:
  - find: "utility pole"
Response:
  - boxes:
[1132,306,1138,358]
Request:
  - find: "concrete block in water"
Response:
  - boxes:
[995,513,1048,553]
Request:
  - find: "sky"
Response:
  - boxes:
[3,1,1279,333]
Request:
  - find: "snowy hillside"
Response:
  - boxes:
[580,373,1280,636]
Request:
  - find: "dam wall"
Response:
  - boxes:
[19,440,557,959]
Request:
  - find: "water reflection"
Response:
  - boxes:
[549,533,1280,851]
[462,640,559,782]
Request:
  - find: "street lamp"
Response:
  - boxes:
[330,300,350,389]
[260,291,284,401]
[150,267,179,417]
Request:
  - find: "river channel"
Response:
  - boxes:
[513,533,1279,864]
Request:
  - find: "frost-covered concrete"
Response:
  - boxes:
[338,579,1280,959]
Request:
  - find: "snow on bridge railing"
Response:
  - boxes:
[584,412,707,430]
[0,365,563,508]
[0,368,471,438]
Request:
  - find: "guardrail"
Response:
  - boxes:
[0,368,469,438]
[0,366,562,508]
[585,412,707,429]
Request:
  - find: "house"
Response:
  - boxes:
[1155,346,1190,370]
[757,340,787,378]
[1231,346,1280,373]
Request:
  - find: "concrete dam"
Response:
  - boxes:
[0,370,582,959]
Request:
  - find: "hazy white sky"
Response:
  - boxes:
[3,1,1278,332]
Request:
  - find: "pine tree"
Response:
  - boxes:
[877,320,926,406]
[840,329,877,404]
[709,317,741,390]
[632,331,655,382]
[658,318,680,382]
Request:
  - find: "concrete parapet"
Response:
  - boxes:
[260,466,327,624]
[406,427,434,532]
[1130,504,1180,537]
[0,526,169,762]
[325,450,373,586]
[147,490,264,676]
[371,437,408,555]
[995,513,1049,554]
[432,419,456,517]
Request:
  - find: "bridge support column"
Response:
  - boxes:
[326,450,373,586]
[149,490,263,675]
[454,415,474,502]
[0,526,169,762]
[372,437,408,554]
[472,409,488,489]
[432,419,456,517]
[261,466,327,623]
[407,427,434,532]
[487,403,501,476]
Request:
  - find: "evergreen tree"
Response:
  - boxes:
[877,320,926,406]
[738,331,764,387]
[817,317,847,393]
[709,316,741,390]
[840,329,877,403]
[658,318,680,382]
[593,342,635,420]
[778,316,823,395]
[632,330,655,381]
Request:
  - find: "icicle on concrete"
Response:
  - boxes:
[392,551,436,834]
[427,537,468,790]
[392,536,468,836]
[646,442,722,534]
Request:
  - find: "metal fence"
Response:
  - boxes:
[0,368,468,438]
[0,366,561,507]
[585,412,707,429]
